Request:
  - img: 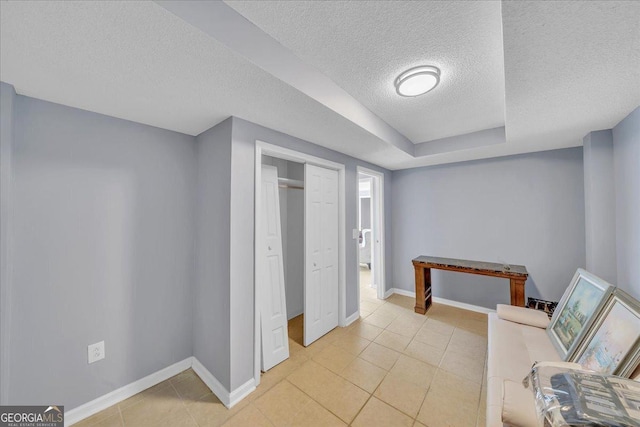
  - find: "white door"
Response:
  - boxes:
[304,164,339,346]
[260,165,289,371]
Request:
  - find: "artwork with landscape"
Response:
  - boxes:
[574,294,640,376]
[552,277,606,351]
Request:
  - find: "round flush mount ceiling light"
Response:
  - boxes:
[394,65,441,97]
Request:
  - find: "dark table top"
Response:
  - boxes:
[412,255,528,276]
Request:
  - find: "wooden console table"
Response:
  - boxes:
[412,256,528,314]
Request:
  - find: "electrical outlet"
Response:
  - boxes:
[88,341,105,364]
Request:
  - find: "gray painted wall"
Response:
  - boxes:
[229,117,393,389]
[0,82,16,404]
[8,95,196,408]
[583,130,617,284]
[391,148,586,309]
[194,119,233,390]
[228,128,256,390]
[612,107,640,299]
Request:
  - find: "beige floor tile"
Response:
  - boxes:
[457,317,489,336]
[248,371,285,401]
[413,326,452,350]
[363,312,397,329]
[374,303,405,319]
[331,333,371,356]
[72,406,120,427]
[313,344,358,374]
[172,375,212,403]
[118,381,174,410]
[385,317,422,338]
[221,404,274,427]
[439,347,486,385]
[422,318,456,336]
[385,294,416,309]
[351,397,413,427]
[348,321,384,341]
[289,400,346,427]
[159,410,200,427]
[287,360,336,397]
[414,421,427,427]
[417,388,478,427]
[374,329,412,351]
[449,328,487,352]
[374,374,428,418]
[254,380,311,426]
[404,340,445,367]
[169,369,200,385]
[359,309,373,318]
[360,342,401,370]
[339,357,387,393]
[74,413,123,427]
[429,369,481,408]
[120,382,184,426]
[313,377,370,424]
[361,300,380,313]
[389,355,437,389]
[186,393,249,427]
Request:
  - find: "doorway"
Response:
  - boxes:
[357,167,385,309]
[254,141,346,384]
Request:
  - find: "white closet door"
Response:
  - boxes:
[260,165,289,371]
[304,164,339,346]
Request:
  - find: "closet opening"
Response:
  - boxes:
[254,141,347,384]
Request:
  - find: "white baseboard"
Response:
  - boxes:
[229,378,256,408]
[67,356,256,425]
[386,287,415,298]
[65,357,193,426]
[382,288,495,315]
[432,297,495,314]
[343,310,360,327]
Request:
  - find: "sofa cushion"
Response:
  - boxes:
[487,313,562,427]
[496,304,550,329]
[502,380,539,427]
[488,313,561,382]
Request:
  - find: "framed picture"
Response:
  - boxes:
[547,268,614,359]
[571,289,640,377]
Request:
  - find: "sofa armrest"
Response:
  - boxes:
[497,304,550,329]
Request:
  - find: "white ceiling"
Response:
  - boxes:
[1,1,638,170]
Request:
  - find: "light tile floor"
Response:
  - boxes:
[74,267,487,427]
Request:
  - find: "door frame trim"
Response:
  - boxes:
[254,140,347,386]
[356,166,386,301]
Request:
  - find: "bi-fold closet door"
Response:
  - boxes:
[259,165,289,371]
[259,161,339,370]
[304,164,339,346]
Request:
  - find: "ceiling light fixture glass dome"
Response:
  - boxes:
[395,65,441,97]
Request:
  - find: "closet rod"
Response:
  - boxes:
[278,184,304,190]
[277,177,304,190]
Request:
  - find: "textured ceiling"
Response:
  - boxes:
[1,1,638,170]
[225,0,506,145]
[502,1,640,149]
[0,1,406,166]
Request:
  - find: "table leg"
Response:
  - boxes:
[414,265,431,314]
[510,278,526,306]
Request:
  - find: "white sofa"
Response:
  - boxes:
[487,304,640,427]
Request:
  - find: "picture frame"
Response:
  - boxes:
[547,268,614,360]
[570,289,640,377]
